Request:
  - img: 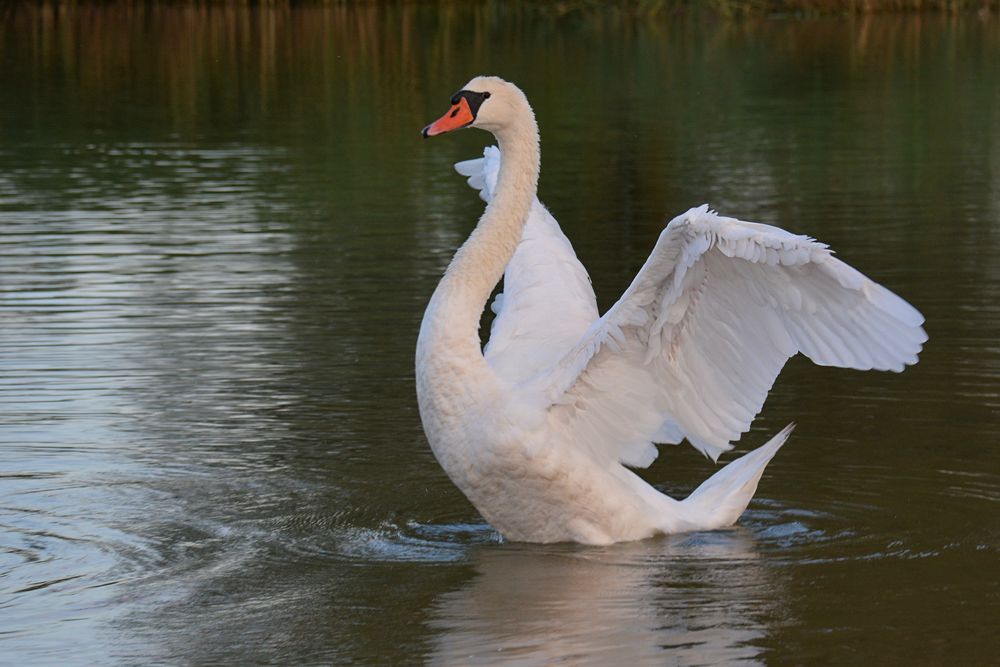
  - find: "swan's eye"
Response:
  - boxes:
[483,92,491,99]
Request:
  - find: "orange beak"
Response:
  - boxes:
[422,97,475,138]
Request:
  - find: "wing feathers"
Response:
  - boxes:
[453,150,925,469]
[453,147,600,386]
[537,206,926,465]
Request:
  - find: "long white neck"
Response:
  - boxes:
[417,111,540,391]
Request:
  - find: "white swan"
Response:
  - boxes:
[417,76,926,545]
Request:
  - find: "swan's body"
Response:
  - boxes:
[417,77,926,545]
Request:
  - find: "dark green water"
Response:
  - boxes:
[1,4,998,664]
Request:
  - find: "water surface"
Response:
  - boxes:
[1,4,998,664]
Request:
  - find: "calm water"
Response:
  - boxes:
[1,4,998,664]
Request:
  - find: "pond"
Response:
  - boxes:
[1,3,998,664]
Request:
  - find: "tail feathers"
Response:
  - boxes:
[680,423,794,529]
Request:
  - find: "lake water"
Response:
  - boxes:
[1,4,998,664]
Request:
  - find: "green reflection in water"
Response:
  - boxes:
[0,3,997,665]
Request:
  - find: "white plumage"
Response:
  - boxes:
[456,148,600,385]
[417,76,926,545]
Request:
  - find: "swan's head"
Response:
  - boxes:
[422,76,531,138]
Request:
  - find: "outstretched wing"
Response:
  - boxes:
[533,205,927,466]
[455,147,600,384]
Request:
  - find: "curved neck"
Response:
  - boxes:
[448,122,540,311]
[418,114,540,376]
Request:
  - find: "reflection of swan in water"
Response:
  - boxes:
[427,531,773,666]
